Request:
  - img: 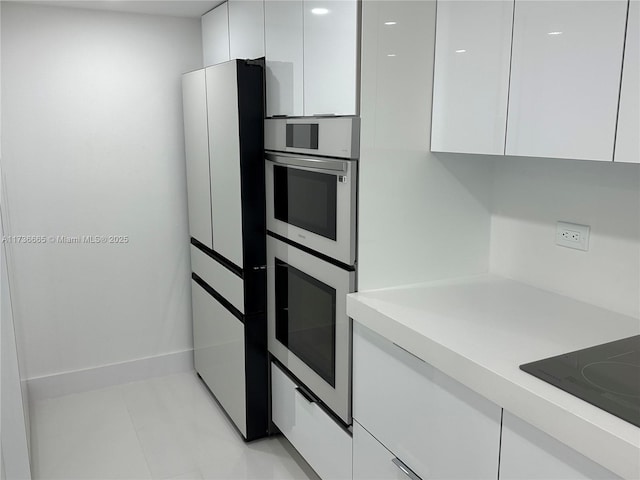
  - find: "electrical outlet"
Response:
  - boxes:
[556,221,590,251]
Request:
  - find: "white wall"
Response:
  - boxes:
[1,210,32,479]
[490,157,640,318]
[1,2,202,380]
[1,0,32,474]
[357,0,493,291]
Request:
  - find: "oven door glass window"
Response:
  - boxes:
[275,258,336,387]
[273,165,337,241]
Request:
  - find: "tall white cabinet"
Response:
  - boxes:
[206,62,244,268]
[615,0,639,164]
[182,60,268,442]
[505,0,628,161]
[182,70,213,250]
[431,0,513,155]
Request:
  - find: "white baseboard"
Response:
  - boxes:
[27,349,194,402]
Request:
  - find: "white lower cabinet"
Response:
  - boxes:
[271,362,352,480]
[353,421,409,480]
[499,412,620,480]
[353,323,502,479]
[192,280,247,437]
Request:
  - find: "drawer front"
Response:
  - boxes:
[353,420,411,480]
[500,411,619,480]
[271,362,352,480]
[353,323,502,480]
[191,245,244,314]
[192,280,247,437]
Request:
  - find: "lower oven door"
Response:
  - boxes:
[267,235,355,424]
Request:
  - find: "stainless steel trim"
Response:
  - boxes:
[295,386,316,404]
[392,458,423,480]
[265,152,348,173]
[392,342,426,363]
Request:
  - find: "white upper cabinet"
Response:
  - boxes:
[264,0,304,117]
[431,0,513,155]
[303,0,359,116]
[182,69,213,249]
[228,0,265,60]
[202,3,230,67]
[505,0,628,161]
[615,0,639,163]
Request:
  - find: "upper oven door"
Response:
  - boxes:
[266,153,357,266]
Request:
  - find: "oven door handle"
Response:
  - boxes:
[295,386,317,404]
[265,153,348,173]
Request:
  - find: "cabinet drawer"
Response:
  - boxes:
[271,362,352,480]
[353,323,501,479]
[191,245,244,314]
[192,280,246,437]
[500,412,619,480]
[353,420,416,480]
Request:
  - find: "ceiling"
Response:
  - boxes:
[5,0,225,18]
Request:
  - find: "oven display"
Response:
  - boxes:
[286,124,319,149]
[275,258,336,387]
[274,165,337,241]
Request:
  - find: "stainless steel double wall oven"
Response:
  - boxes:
[265,117,359,425]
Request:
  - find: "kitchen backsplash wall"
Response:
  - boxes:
[1,2,202,380]
[490,156,640,318]
[357,0,493,291]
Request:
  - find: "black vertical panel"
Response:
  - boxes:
[243,312,269,441]
[236,59,266,275]
[235,59,269,441]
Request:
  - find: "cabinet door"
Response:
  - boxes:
[353,421,409,480]
[271,363,352,480]
[264,0,304,117]
[353,323,502,480]
[206,62,244,268]
[303,0,359,116]
[182,69,213,249]
[192,280,247,437]
[431,0,513,155]
[614,0,639,163]
[202,3,230,67]
[499,411,620,479]
[229,0,265,60]
[505,0,627,161]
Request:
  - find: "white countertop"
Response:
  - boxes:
[346,274,640,480]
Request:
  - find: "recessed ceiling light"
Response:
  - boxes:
[384,21,397,25]
[387,54,397,57]
[311,7,329,15]
[455,49,467,53]
[548,31,563,35]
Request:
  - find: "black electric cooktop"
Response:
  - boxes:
[520,335,640,427]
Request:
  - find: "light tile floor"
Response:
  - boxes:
[30,372,317,480]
